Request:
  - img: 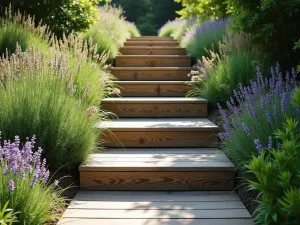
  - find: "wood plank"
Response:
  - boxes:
[111,67,192,81]
[101,148,222,154]
[129,37,174,41]
[102,97,207,103]
[73,191,240,201]
[58,218,254,225]
[115,81,192,97]
[101,131,218,148]
[62,208,249,219]
[102,102,207,117]
[120,47,186,55]
[68,200,245,210]
[80,171,234,191]
[80,162,234,172]
[97,118,218,132]
[115,55,191,67]
[124,41,178,47]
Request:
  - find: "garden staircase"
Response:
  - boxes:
[58,36,253,225]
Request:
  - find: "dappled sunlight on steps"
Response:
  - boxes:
[58,36,253,225]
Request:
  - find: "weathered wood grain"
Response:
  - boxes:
[102,102,207,117]
[101,131,218,148]
[124,41,178,47]
[58,218,254,225]
[80,171,234,190]
[115,55,191,67]
[115,81,192,97]
[111,67,192,81]
[120,47,186,55]
[128,36,174,41]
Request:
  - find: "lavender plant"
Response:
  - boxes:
[181,18,229,58]
[0,135,64,225]
[218,64,300,175]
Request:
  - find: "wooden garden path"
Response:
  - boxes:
[58,36,253,225]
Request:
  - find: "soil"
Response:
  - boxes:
[48,170,80,224]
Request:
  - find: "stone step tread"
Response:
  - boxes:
[102,97,207,103]
[96,118,218,131]
[101,148,222,154]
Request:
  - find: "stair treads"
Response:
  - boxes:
[68,200,245,210]
[62,209,250,219]
[80,151,234,171]
[73,191,241,201]
[102,97,207,103]
[102,148,221,154]
[58,218,254,225]
[96,118,218,131]
[111,67,193,70]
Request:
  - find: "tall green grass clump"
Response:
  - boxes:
[158,20,184,37]
[0,8,50,55]
[83,5,139,60]
[125,21,141,38]
[0,136,65,225]
[188,33,271,104]
[0,46,101,170]
[182,18,229,58]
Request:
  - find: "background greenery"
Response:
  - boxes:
[105,0,182,35]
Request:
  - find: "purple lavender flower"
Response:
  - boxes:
[242,123,251,136]
[0,135,50,190]
[268,136,273,149]
[254,139,263,153]
[9,179,15,192]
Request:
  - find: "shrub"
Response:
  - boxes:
[158,20,184,37]
[226,0,300,67]
[175,0,228,21]
[182,18,229,58]
[1,0,102,36]
[0,135,65,225]
[0,73,99,170]
[246,116,300,225]
[83,5,136,60]
[189,50,271,104]
[0,10,50,55]
[125,22,141,37]
[218,65,300,175]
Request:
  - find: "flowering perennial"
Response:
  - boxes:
[0,134,49,191]
[218,64,299,170]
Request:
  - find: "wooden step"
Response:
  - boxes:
[124,41,178,47]
[102,97,208,117]
[111,67,192,81]
[120,47,186,55]
[97,118,218,148]
[128,36,174,41]
[115,81,192,97]
[79,149,235,191]
[58,191,254,225]
[115,55,191,67]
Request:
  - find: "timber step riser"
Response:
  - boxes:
[101,131,218,148]
[120,47,186,55]
[115,82,191,97]
[111,68,192,81]
[80,171,234,191]
[128,37,174,41]
[124,41,179,47]
[115,56,191,67]
[102,102,208,117]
